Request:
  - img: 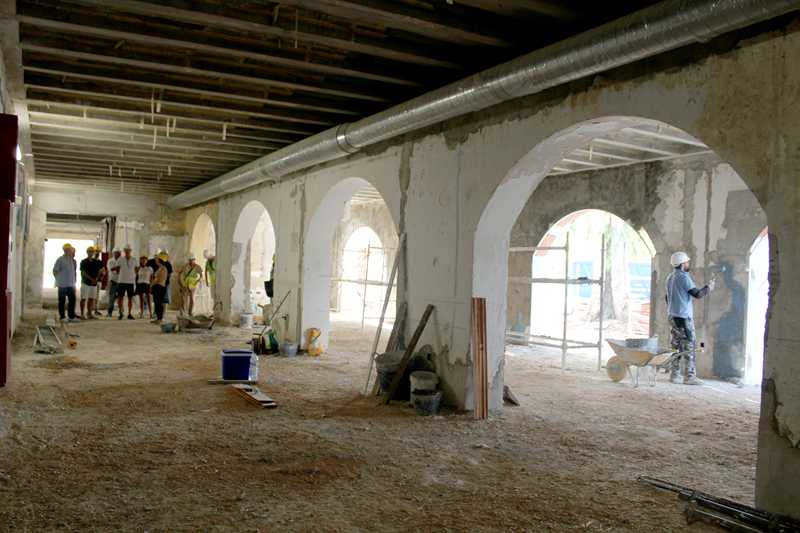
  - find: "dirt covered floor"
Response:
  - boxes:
[0,310,759,532]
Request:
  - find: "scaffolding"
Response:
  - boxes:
[506,233,607,371]
[331,242,397,329]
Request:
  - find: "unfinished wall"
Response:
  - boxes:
[178,23,800,516]
[505,155,766,379]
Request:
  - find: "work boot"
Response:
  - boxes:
[684,376,704,386]
[118,314,123,321]
[670,374,682,385]
[127,314,135,320]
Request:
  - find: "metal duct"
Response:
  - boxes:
[168,0,800,209]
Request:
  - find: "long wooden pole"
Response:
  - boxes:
[363,234,405,395]
[382,304,434,404]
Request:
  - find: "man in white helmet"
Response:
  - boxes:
[665,251,715,385]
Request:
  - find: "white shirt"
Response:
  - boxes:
[107,257,120,283]
[117,256,137,284]
[137,265,153,284]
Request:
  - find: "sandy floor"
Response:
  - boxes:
[0,310,760,532]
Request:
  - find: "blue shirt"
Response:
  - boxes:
[53,254,77,288]
[666,269,696,319]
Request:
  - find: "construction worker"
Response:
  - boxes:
[106,248,121,317]
[53,243,78,322]
[79,246,102,319]
[665,251,715,385]
[178,253,203,316]
[115,244,137,320]
[92,248,105,316]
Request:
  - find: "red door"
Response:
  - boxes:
[0,114,19,386]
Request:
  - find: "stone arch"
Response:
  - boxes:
[231,200,276,318]
[301,177,398,349]
[472,115,762,410]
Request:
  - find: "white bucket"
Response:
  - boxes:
[239,313,254,329]
[410,371,439,392]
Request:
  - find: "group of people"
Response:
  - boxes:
[52,243,217,325]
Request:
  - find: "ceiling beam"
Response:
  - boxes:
[549,151,714,177]
[24,68,353,119]
[17,15,420,87]
[29,123,274,154]
[21,43,390,102]
[623,127,708,148]
[35,173,189,191]
[61,0,462,68]
[28,110,297,145]
[34,157,219,177]
[24,99,312,136]
[24,85,321,133]
[32,147,242,170]
[591,138,680,157]
[31,136,256,164]
[274,0,512,47]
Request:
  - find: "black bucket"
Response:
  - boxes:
[412,390,442,416]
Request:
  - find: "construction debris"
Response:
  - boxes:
[503,385,520,406]
[33,326,64,354]
[230,384,277,409]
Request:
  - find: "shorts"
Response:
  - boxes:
[80,284,98,299]
[135,283,151,295]
[116,283,135,298]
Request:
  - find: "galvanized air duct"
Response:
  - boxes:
[167,0,799,209]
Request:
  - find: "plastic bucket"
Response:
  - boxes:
[239,313,254,329]
[279,342,298,357]
[375,350,404,393]
[410,371,439,392]
[412,390,443,416]
[161,322,177,333]
[221,349,258,380]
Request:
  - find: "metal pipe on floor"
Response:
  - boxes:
[167,0,800,209]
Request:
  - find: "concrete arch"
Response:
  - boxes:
[189,213,216,262]
[301,177,398,349]
[472,115,760,410]
[231,200,276,318]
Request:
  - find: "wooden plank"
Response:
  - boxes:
[208,378,259,385]
[231,384,277,409]
[382,304,434,404]
[472,297,488,419]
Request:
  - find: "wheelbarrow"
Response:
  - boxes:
[605,338,695,387]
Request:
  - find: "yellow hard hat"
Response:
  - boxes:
[62,243,73,251]
[86,246,95,253]
[157,253,169,261]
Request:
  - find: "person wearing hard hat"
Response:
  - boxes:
[115,245,137,320]
[665,251,715,385]
[178,253,203,316]
[91,248,105,317]
[53,243,78,322]
[106,248,122,317]
[79,245,102,319]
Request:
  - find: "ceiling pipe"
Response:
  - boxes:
[167,0,800,209]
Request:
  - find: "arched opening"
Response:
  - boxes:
[475,116,766,404]
[507,209,654,371]
[333,226,389,326]
[302,178,398,356]
[744,228,769,386]
[189,213,216,314]
[231,201,275,319]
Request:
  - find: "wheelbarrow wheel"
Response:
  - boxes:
[606,356,627,382]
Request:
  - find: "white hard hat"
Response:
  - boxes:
[123,244,132,251]
[187,253,196,261]
[112,248,121,253]
[670,251,690,267]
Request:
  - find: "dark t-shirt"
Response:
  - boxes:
[80,258,103,286]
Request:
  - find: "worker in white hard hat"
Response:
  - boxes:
[115,244,137,320]
[53,243,78,322]
[665,251,715,385]
[178,253,203,316]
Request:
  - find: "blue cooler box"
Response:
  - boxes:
[221,349,258,380]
